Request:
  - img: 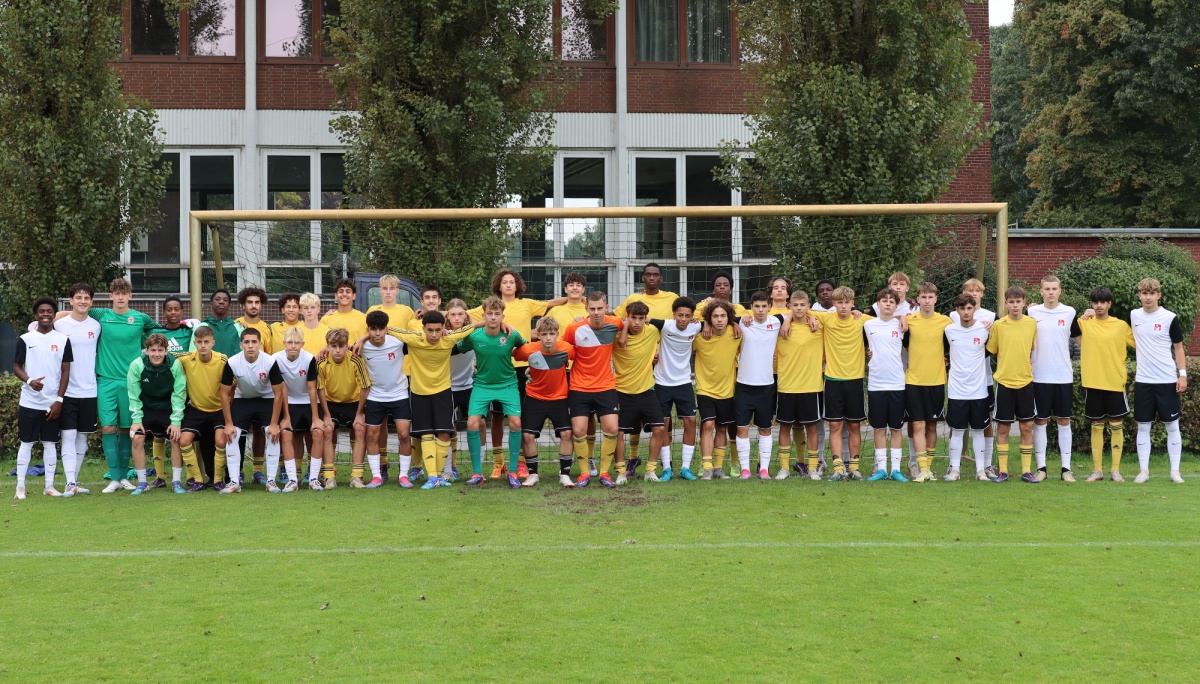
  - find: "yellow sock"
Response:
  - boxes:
[832,457,845,474]
[180,443,202,482]
[849,456,860,472]
[997,444,1009,474]
[702,451,714,470]
[646,458,658,475]
[213,450,227,484]
[926,448,937,471]
[917,454,929,472]
[807,450,819,473]
[435,438,450,473]
[1109,420,1124,472]
[572,436,589,474]
[380,449,389,468]
[616,460,627,475]
[420,435,437,473]
[1092,423,1105,472]
[351,461,364,479]
[629,435,640,461]
[1020,445,1033,474]
[714,446,726,470]
[586,435,596,459]
[492,446,504,467]
[780,443,791,470]
[599,433,617,476]
[321,463,335,481]
[152,438,166,480]
[412,438,424,470]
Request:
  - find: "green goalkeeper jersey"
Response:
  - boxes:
[89,307,156,381]
[456,327,526,389]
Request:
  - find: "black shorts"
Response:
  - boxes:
[734,382,776,429]
[1134,382,1182,424]
[492,370,527,414]
[904,385,945,422]
[1084,388,1129,421]
[18,405,61,443]
[656,383,697,419]
[776,391,823,425]
[568,389,620,419]
[411,390,456,435]
[452,388,472,422]
[994,384,1036,423]
[1033,382,1073,420]
[697,395,735,426]
[364,398,411,426]
[60,395,98,433]
[287,403,315,432]
[946,397,991,431]
[181,406,223,435]
[986,384,996,411]
[139,408,174,438]
[224,398,275,432]
[823,378,866,422]
[618,390,666,433]
[327,401,359,429]
[868,390,906,430]
[522,396,571,437]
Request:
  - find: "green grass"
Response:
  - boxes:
[1,447,1198,682]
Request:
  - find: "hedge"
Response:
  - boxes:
[0,373,19,456]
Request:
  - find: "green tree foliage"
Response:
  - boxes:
[990,22,1036,224]
[719,0,988,304]
[0,0,166,324]
[1017,1,1200,227]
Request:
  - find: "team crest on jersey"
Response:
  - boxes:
[258,372,266,379]
[891,331,898,338]
[127,316,135,324]
[51,344,59,351]
[88,331,95,338]
[1057,319,1065,326]
[299,370,307,376]
[766,323,774,330]
[500,337,507,345]
[1155,323,1162,331]
[973,338,980,344]
[387,352,396,360]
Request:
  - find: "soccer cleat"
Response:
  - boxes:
[68,484,91,495]
[681,468,700,481]
[1085,471,1104,483]
[506,473,521,489]
[212,481,225,492]
[466,474,486,486]
[1020,472,1039,483]
[1033,469,1047,483]
[173,481,186,494]
[644,471,660,483]
[774,469,790,480]
[489,464,506,480]
[986,465,998,479]
[516,462,530,479]
[61,487,75,498]
[908,462,921,480]
[992,472,1010,483]
[324,477,337,490]
[713,469,731,479]
[130,483,148,496]
[252,472,267,485]
[660,468,673,482]
[421,476,442,490]
[282,480,298,493]
[219,482,241,494]
[559,474,575,488]
[739,469,752,480]
[701,468,714,480]
[522,473,540,487]
[588,458,599,477]
[44,487,63,497]
[868,469,888,482]
[626,458,641,477]
[614,473,627,486]
[349,477,365,489]
[1110,471,1124,483]
[808,470,822,481]
[365,477,385,489]
[410,467,426,481]
[436,477,452,487]
[147,478,166,490]
[398,476,413,489]
[102,481,122,494]
[308,479,324,491]
[976,471,990,481]
[187,480,206,493]
[943,469,960,482]
[266,480,281,493]
[1170,471,1185,483]
[792,461,806,475]
[848,470,865,481]
[828,470,847,482]
[1134,471,1150,484]
[576,474,591,488]
[451,466,460,481]
[1061,469,1076,483]
[889,470,910,483]
[14,486,25,501]
[119,479,137,491]
[758,469,770,480]
[599,474,616,488]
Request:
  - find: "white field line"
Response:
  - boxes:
[1,540,1199,560]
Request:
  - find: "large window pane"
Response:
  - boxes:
[635,158,677,259]
[131,0,179,55]
[635,0,677,62]
[687,0,731,63]
[508,169,553,263]
[131,269,181,293]
[265,0,312,57]
[563,157,605,260]
[518,267,554,301]
[560,267,609,297]
[133,153,181,266]
[267,156,312,261]
[561,0,607,60]
[265,267,316,294]
[321,0,341,57]
[685,155,732,261]
[188,0,236,56]
[191,156,235,262]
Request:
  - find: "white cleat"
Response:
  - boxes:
[775,469,790,480]
[522,473,539,487]
[614,473,627,486]
[102,480,122,493]
[43,487,62,497]
[1134,470,1150,484]
[1110,471,1124,483]
[808,470,821,481]
[118,479,137,491]
[644,472,660,483]
[1085,470,1104,482]
[943,469,960,482]
[559,474,575,488]
[14,486,26,501]
[1170,471,1185,483]
[219,482,241,494]
[588,458,599,477]
[976,471,990,481]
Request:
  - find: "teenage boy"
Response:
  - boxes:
[236,286,271,483]
[614,301,666,484]
[322,279,368,344]
[695,270,749,318]
[270,293,303,354]
[273,326,319,492]
[563,291,624,487]
[367,274,416,329]
[1130,278,1188,483]
[445,300,477,481]
[985,286,1038,483]
[1027,275,1077,481]
[150,296,197,355]
[13,298,72,500]
[693,300,741,479]
[317,328,370,489]
[768,277,793,315]
[54,283,102,495]
[864,289,909,482]
[1072,287,1135,483]
[872,273,919,474]
[359,311,414,488]
[944,294,992,481]
[457,297,526,488]
[218,329,285,493]
[546,273,596,476]
[775,290,823,480]
[810,287,874,480]
[368,276,419,480]
[811,280,836,313]
[194,289,241,356]
[735,291,791,480]
[950,279,997,477]
[903,282,952,481]
[127,334,187,494]
[513,317,576,487]
[299,293,332,356]
[177,326,229,491]
[805,279,839,474]
[650,297,703,480]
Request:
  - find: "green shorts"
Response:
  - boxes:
[468,384,520,418]
[98,376,132,429]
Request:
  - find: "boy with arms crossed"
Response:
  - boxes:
[775,290,823,479]
[513,316,576,487]
[693,300,741,479]
[13,298,71,499]
[985,286,1038,483]
[1027,275,1077,481]
[1130,278,1188,483]
[317,328,369,489]
[944,295,992,480]
[127,334,186,494]
[864,289,909,482]
[903,282,952,482]
[273,326,319,492]
[218,329,286,493]
[1072,287,1135,482]
[614,301,666,483]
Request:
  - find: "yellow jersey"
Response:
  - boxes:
[317,354,370,404]
[386,325,475,395]
[769,305,790,316]
[1073,317,1136,392]
[812,311,873,380]
[692,327,740,399]
[367,303,416,331]
[613,324,661,394]
[469,297,549,368]
[235,317,272,353]
[985,315,1038,389]
[614,290,679,320]
[695,298,749,319]
[321,309,368,344]
[775,324,824,394]
[268,320,303,356]
[300,322,332,357]
[176,350,228,413]
[904,312,952,386]
[546,302,588,340]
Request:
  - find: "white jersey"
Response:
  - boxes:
[16,329,72,411]
[361,336,410,401]
[273,350,318,403]
[450,351,474,392]
[951,307,996,384]
[1131,307,1183,384]
[223,352,281,399]
[1027,303,1076,384]
[48,316,99,398]
[811,302,832,313]
[654,320,703,387]
[736,315,785,386]
[863,317,905,391]
[872,300,914,318]
[945,322,991,400]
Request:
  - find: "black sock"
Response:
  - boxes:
[559,455,572,476]
[526,455,538,475]
[1038,466,1047,473]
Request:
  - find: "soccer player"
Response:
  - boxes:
[774,290,823,480]
[864,289,908,482]
[811,280,836,312]
[1027,275,1077,481]
[236,286,271,483]
[298,293,333,356]
[545,273,596,476]
[613,301,666,483]
[811,286,874,480]
[317,328,370,489]
[13,298,72,500]
[445,300,478,480]
[695,270,749,317]
[563,291,624,487]
[872,272,915,317]
[359,311,414,488]
[805,278,840,474]
[458,297,526,487]
[985,286,1038,483]
[1071,287,1135,483]
[735,291,791,480]
[270,293,304,354]
[398,284,443,482]
[218,329,285,493]
[693,300,741,478]
[53,283,101,495]
[367,274,417,329]
[150,295,196,354]
[944,294,992,481]
[950,278,998,478]
[1130,277,1187,483]
[903,282,952,482]
[513,316,575,487]
[768,277,792,315]
[650,297,703,480]
[193,289,241,356]
[322,278,368,345]
[273,326,319,492]
[127,333,186,494]
[177,325,229,491]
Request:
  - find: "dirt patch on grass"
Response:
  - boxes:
[532,487,672,516]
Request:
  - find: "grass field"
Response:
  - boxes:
[2,444,1198,682]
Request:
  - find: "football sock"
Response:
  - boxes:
[492,446,504,469]
[181,443,202,482]
[151,437,166,480]
[173,467,184,482]
[309,457,323,482]
[117,433,132,475]
[1019,444,1033,474]
[906,437,918,469]
[508,431,523,472]
[421,435,437,473]
[320,462,335,482]
[629,435,640,462]
[616,459,626,475]
[267,450,281,483]
[681,444,695,470]
[1136,422,1152,471]
[714,445,726,470]
[43,442,58,488]
[970,429,985,472]
[351,457,365,479]
[60,429,77,486]
[849,456,860,473]
[660,446,671,471]
[224,430,243,485]
[265,436,281,481]
[436,438,451,474]
[997,443,1009,475]
[380,448,389,469]
[778,442,791,471]
[213,445,227,484]
[1166,420,1183,471]
[73,432,88,483]
[1032,423,1048,469]
[284,459,298,483]
[468,430,483,475]
[399,453,412,478]
[136,468,147,485]
[599,432,618,476]
[1058,423,1073,470]
[559,454,573,476]
[891,448,903,473]
[807,450,819,473]
[757,434,773,471]
[1109,420,1124,472]
[368,453,382,480]
[573,436,589,475]
[926,448,937,471]
[983,435,994,468]
[949,430,964,471]
[646,457,658,475]
[1091,422,1105,472]
[832,456,845,475]
[735,436,751,472]
[874,448,886,472]
[101,432,120,481]
[701,449,714,470]
[16,442,32,488]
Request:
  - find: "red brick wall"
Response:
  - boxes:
[117,62,244,109]
[257,63,336,110]
[554,66,616,112]
[626,67,752,114]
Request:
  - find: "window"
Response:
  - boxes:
[266,155,312,262]
[191,155,238,291]
[130,153,182,293]
[127,0,238,58]
[684,155,732,262]
[558,0,609,61]
[563,157,605,260]
[635,157,677,259]
[634,0,733,63]
[262,0,340,58]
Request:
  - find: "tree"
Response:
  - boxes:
[329,0,610,301]
[720,0,988,303]
[1018,1,1200,227]
[0,0,166,324]
[991,22,1036,224]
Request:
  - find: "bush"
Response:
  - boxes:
[0,373,21,457]
[1055,256,1198,341]
[1100,237,1200,284]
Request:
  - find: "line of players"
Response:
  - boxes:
[10,266,1189,499]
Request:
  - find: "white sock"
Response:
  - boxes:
[757,434,773,471]
[873,448,886,472]
[972,430,986,473]
[16,442,33,488]
[815,422,827,467]
[1032,423,1048,468]
[949,430,964,470]
[60,428,77,487]
[889,447,902,473]
[1136,423,1153,472]
[660,446,671,470]
[266,438,281,482]
[399,453,412,475]
[735,436,751,471]
[285,459,298,482]
[75,432,88,482]
[43,442,58,489]
[1057,423,1072,470]
[173,467,184,483]
[681,444,695,469]
[906,437,918,468]
[984,436,994,468]
[224,428,243,484]
[368,454,381,479]
[1166,420,1182,471]
[308,457,322,481]
[136,468,147,484]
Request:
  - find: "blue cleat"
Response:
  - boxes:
[421,476,442,490]
[993,472,1010,483]
[507,473,522,489]
[437,476,453,487]
[599,474,616,488]
[679,468,699,481]
[660,468,673,482]
[889,470,909,483]
[251,472,267,485]
[575,475,590,488]
[465,474,486,486]
[173,481,186,494]
[868,469,889,481]
[410,467,425,482]
[130,483,148,496]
